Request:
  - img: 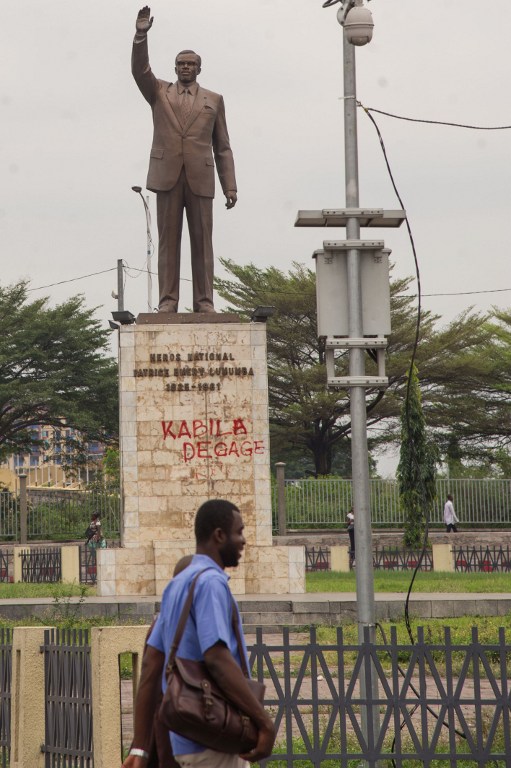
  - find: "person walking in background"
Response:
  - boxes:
[85,512,106,548]
[443,494,459,533]
[346,507,355,567]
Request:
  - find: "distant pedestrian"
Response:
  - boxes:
[346,508,355,566]
[443,494,459,533]
[85,512,106,548]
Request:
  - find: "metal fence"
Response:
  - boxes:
[0,487,121,541]
[0,491,18,541]
[252,625,511,767]
[454,545,511,573]
[1,626,511,765]
[79,545,97,585]
[2,477,511,541]
[274,476,511,528]
[373,547,433,571]
[304,546,434,572]
[306,544,511,573]
[42,628,93,767]
[0,629,11,768]
[0,550,11,583]
[19,546,62,583]
[305,546,331,572]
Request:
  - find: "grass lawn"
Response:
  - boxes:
[307,570,511,593]
[0,582,96,599]
[1,571,508,598]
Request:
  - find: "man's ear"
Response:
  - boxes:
[212,526,226,546]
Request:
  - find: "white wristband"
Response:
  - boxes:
[129,748,149,759]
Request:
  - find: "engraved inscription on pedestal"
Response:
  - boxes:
[96,321,305,597]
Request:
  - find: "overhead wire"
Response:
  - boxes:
[26,268,117,292]
[364,106,511,132]
[359,102,487,764]
[25,268,511,299]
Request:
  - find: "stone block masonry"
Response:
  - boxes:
[97,318,304,596]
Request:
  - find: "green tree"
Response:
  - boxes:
[397,365,438,548]
[0,281,118,461]
[215,259,511,476]
[103,447,121,486]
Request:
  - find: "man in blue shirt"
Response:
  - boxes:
[123,499,275,768]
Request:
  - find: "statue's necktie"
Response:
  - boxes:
[181,88,192,122]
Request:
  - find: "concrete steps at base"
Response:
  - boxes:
[237,598,356,632]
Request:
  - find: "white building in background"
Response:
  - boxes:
[1,424,105,490]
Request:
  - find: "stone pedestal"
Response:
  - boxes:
[97,315,305,596]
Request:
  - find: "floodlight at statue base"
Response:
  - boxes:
[251,306,275,322]
[112,310,136,325]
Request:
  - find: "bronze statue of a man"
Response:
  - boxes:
[132,6,237,313]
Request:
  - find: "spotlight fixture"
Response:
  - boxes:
[250,306,276,323]
[111,310,136,325]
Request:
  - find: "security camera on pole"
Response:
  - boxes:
[296,1,405,762]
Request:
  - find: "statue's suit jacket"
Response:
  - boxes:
[132,37,236,198]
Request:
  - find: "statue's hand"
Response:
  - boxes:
[225,191,237,209]
[136,6,153,34]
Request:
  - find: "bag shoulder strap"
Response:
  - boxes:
[230,595,250,678]
[166,566,248,677]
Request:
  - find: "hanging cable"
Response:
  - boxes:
[360,103,498,767]
[364,106,511,131]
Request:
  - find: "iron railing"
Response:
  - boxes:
[273,476,511,528]
[454,545,511,573]
[251,625,511,767]
[42,628,93,767]
[2,626,511,765]
[306,544,511,572]
[0,550,11,583]
[20,547,62,583]
[0,629,11,768]
[79,545,97,585]
[305,546,331,572]
[3,478,511,541]
[373,547,433,571]
[305,545,433,572]
[0,488,120,542]
[0,492,18,540]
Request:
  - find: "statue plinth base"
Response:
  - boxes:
[97,318,305,596]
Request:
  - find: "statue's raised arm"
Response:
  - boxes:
[136,6,153,35]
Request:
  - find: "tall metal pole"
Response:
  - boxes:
[343,23,380,759]
[132,186,153,313]
[145,195,153,313]
[117,259,125,312]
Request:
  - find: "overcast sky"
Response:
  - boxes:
[3,0,510,342]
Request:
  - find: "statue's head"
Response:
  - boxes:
[175,50,201,83]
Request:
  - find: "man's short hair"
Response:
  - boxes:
[175,50,202,68]
[194,499,239,544]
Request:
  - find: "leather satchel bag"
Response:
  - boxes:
[158,569,266,754]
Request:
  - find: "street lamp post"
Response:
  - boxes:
[297,3,404,763]
[341,7,381,758]
[132,186,154,313]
